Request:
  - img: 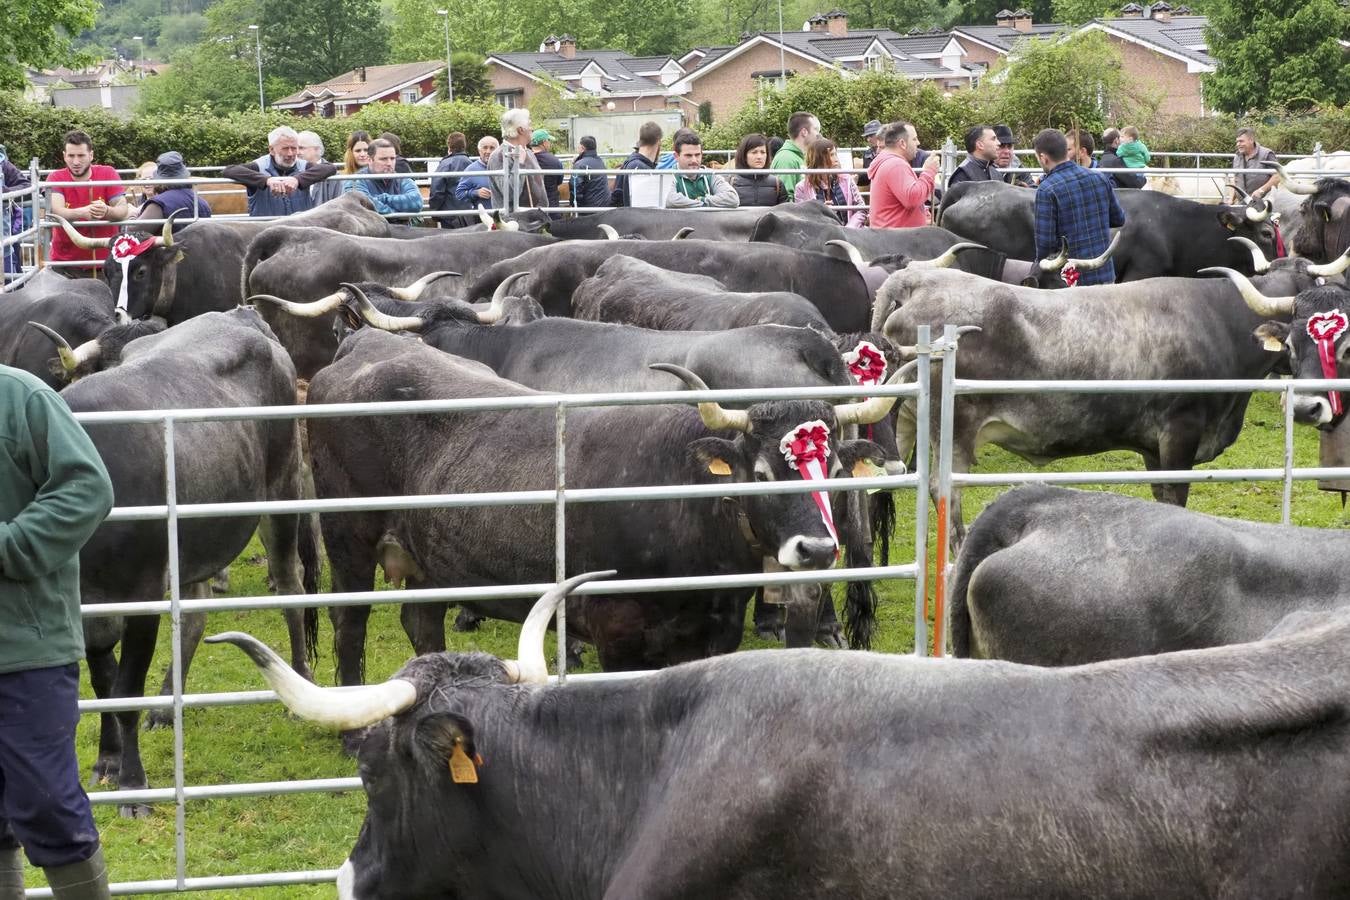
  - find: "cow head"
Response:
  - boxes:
[1216,200,1280,268]
[1023,233,1122,288]
[824,238,986,297]
[49,213,185,320]
[26,318,167,382]
[207,572,614,900]
[1291,179,1350,265]
[248,271,465,340]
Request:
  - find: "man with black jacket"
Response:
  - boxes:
[947,124,1001,187]
[570,136,611,211]
[430,132,474,228]
[610,121,662,207]
[1100,129,1146,190]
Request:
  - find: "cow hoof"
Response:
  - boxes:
[119,802,153,819]
[815,627,846,650]
[452,608,482,632]
[143,709,173,731]
[755,624,786,642]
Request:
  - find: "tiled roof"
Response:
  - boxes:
[885,34,953,55]
[488,49,671,96]
[622,55,676,71]
[951,23,1062,51]
[1091,14,1215,66]
[274,61,443,106]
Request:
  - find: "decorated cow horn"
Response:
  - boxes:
[1307,246,1350,278]
[1199,267,1296,317]
[834,360,919,427]
[345,283,424,332]
[649,363,750,433]
[505,571,617,685]
[597,223,619,240]
[388,271,460,301]
[825,239,865,267]
[1273,162,1318,195]
[1244,198,1272,223]
[1037,237,1070,272]
[157,209,184,248]
[47,215,113,250]
[908,241,988,270]
[247,289,346,318]
[477,206,494,227]
[1066,232,1122,271]
[26,321,100,374]
[479,271,530,323]
[205,631,416,730]
[1227,236,1271,274]
[672,226,695,240]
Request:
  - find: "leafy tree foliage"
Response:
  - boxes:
[259,0,390,85]
[1050,0,1116,25]
[1203,0,1350,114]
[433,53,493,103]
[0,0,99,89]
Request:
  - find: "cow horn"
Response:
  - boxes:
[672,226,695,240]
[1244,198,1272,223]
[1306,246,1350,278]
[477,206,494,227]
[388,271,460,301]
[825,239,865,267]
[156,209,184,247]
[479,271,530,323]
[47,215,113,250]
[26,321,100,374]
[1227,236,1271,274]
[495,210,520,232]
[247,289,346,318]
[1273,162,1318,195]
[505,571,617,685]
[649,363,750,433]
[908,241,988,270]
[834,360,919,427]
[597,223,619,240]
[1037,238,1070,272]
[1199,267,1296,317]
[205,631,416,729]
[1066,232,1122,271]
[345,283,424,332]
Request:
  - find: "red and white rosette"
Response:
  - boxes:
[779,419,838,550]
[1307,309,1349,415]
[1061,264,1081,288]
[844,340,887,387]
[110,234,157,314]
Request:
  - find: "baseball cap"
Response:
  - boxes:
[993,125,1015,145]
[530,128,554,146]
[154,150,190,180]
[862,120,882,138]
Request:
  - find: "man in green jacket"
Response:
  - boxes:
[0,364,115,900]
[770,111,820,195]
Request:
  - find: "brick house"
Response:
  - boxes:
[485,36,686,113]
[272,61,445,116]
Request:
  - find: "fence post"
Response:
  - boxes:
[912,325,932,657]
[1314,141,1324,172]
[554,402,567,681]
[30,158,44,268]
[163,418,189,888]
[1282,383,1295,525]
[940,137,956,189]
[932,324,957,657]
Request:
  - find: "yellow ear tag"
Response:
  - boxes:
[1261,335,1284,352]
[852,459,885,478]
[449,740,478,784]
[707,458,732,476]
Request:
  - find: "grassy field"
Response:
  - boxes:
[23,390,1347,898]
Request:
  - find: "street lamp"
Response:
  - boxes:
[131,35,144,76]
[247,24,264,111]
[435,9,454,103]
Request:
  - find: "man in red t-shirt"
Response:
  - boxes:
[47,130,127,275]
[866,121,939,229]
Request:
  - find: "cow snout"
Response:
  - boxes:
[778,535,839,570]
[1291,394,1335,427]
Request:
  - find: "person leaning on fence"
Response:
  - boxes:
[296,131,343,206]
[0,361,116,900]
[794,137,864,227]
[570,136,611,212]
[47,130,128,277]
[530,129,564,213]
[664,129,738,210]
[1099,129,1146,190]
[610,121,662,207]
[1230,126,1280,204]
[854,119,883,190]
[0,145,32,277]
[455,136,499,212]
[135,151,210,231]
[947,124,1001,188]
[429,132,474,228]
[867,121,938,229]
[1033,127,1125,287]
[222,125,336,218]
[488,108,547,211]
[729,133,787,207]
[349,139,423,219]
[771,111,821,195]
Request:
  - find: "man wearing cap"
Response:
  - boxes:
[947,125,1001,188]
[530,129,564,214]
[994,125,1036,187]
[134,152,210,231]
[48,130,128,277]
[855,119,882,189]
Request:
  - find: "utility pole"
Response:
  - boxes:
[436,9,454,102]
[248,24,264,111]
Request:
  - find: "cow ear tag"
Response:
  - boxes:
[174,250,186,263]
[707,458,732,476]
[449,738,478,784]
[1260,335,1284,352]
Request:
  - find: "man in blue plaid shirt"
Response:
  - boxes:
[1033,128,1125,286]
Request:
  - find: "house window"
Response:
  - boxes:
[495,90,520,109]
[400,88,419,104]
[866,54,886,72]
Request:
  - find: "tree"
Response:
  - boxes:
[1050,0,1116,25]
[137,39,285,115]
[433,53,492,103]
[1203,0,1350,113]
[0,0,99,89]
[259,0,390,85]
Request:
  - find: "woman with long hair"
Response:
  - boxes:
[341,131,372,193]
[795,137,865,227]
[728,133,787,207]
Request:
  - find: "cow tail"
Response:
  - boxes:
[299,521,321,670]
[240,229,278,302]
[842,491,878,651]
[869,491,895,567]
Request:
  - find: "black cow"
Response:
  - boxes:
[544,200,840,241]
[1286,174,1350,265]
[215,576,1350,900]
[0,269,122,388]
[53,309,313,816]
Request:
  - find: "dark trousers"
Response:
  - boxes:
[0,664,99,867]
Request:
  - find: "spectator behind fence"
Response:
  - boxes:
[136,151,210,231]
[994,125,1036,188]
[350,138,423,218]
[222,125,336,218]
[855,119,883,189]
[430,132,474,228]
[947,124,1001,188]
[456,136,499,212]
[664,129,738,209]
[795,137,863,227]
[126,162,157,211]
[570,136,611,211]
[48,130,128,276]
[1033,127,1125,287]
[1,145,31,277]
[488,109,546,211]
[1099,129,1146,190]
[530,129,564,212]
[868,121,938,229]
[343,132,372,179]
[610,121,662,207]
[377,132,414,174]
[1067,129,1099,171]
[729,133,787,207]
[0,361,116,900]
[1230,127,1280,204]
[1117,126,1150,169]
[771,111,820,195]
[297,131,343,206]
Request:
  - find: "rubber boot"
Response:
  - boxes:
[43,846,111,900]
[0,844,24,900]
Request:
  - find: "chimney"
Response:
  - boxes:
[558,34,576,59]
[355,65,366,82]
[538,34,559,53]
[824,9,849,36]
[1011,7,1033,31]
[1119,3,1144,17]
[808,14,829,33]
[994,8,1015,26]
[1149,1,1172,22]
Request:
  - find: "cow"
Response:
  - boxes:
[938,180,1279,281]
[0,268,124,388]
[44,308,313,816]
[212,576,1350,900]
[949,484,1350,664]
[1278,165,1350,265]
[872,255,1344,549]
[543,200,841,241]
[305,328,900,709]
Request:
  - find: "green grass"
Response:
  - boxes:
[24,391,1345,897]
